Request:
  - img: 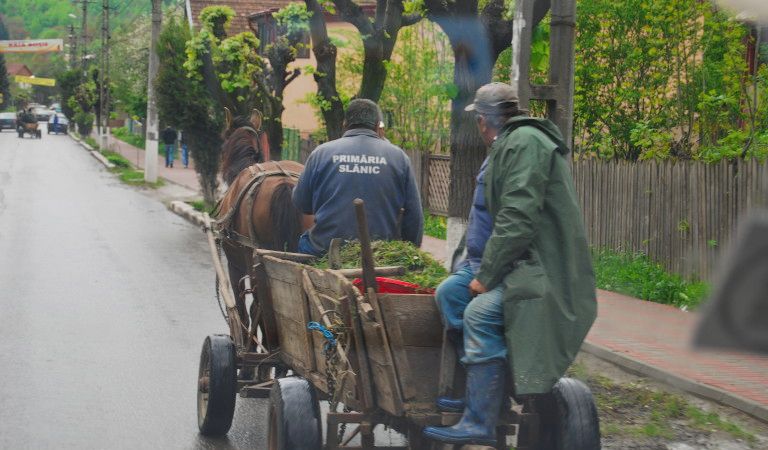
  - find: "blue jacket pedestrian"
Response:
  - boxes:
[292,99,424,256]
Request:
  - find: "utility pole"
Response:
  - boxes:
[99,0,110,149]
[145,0,162,183]
[80,0,89,68]
[68,24,77,69]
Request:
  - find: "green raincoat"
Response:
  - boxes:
[475,116,597,396]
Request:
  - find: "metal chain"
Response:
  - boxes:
[214,274,228,321]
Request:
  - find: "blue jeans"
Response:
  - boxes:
[436,266,506,364]
[298,232,323,256]
[165,144,175,167]
[181,144,189,167]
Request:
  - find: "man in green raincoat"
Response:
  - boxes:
[424,82,597,446]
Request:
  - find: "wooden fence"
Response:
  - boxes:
[572,159,767,279]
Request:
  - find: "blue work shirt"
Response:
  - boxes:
[464,156,492,272]
[292,128,424,254]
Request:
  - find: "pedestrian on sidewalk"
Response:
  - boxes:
[180,130,189,168]
[161,125,177,168]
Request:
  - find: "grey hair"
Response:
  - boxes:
[481,110,524,130]
[344,99,384,130]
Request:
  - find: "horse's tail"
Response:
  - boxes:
[269,180,302,252]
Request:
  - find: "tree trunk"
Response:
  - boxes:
[358,38,388,101]
[305,0,344,140]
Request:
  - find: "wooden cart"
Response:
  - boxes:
[17,121,41,139]
[197,202,600,450]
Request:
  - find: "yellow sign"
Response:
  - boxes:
[15,75,56,87]
[0,39,63,54]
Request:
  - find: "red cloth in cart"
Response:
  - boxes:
[352,277,435,295]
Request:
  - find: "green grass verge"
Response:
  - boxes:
[100,150,163,188]
[568,363,756,443]
[186,200,213,214]
[84,136,99,150]
[592,248,709,309]
[112,126,145,149]
[424,211,447,239]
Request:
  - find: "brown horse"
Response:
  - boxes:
[215,112,313,332]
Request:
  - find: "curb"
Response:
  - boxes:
[581,341,768,423]
[169,200,206,227]
[90,150,116,169]
[69,133,115,169]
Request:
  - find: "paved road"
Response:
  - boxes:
[0,126,269,449]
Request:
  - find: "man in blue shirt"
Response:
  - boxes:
[292,99,424,255]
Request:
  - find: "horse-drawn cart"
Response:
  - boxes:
[198,201,600,450]
[17,120,41,139]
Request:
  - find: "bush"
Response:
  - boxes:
[102,150,131,168]
[112,126,146,149]
[592,248,709,309]
[424,212,447,239]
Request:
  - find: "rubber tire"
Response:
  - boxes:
[267,377,322,450]
[539,377,601,450]
[197,335,237,436]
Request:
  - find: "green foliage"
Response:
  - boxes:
[0,17,9,108]
[157,17,222,205]
[186,6,263,104]
[424,212,447,240]
[313,240,449,289]
[272,3,311,37]
[335,22,453,152]
[112,126,145,149]
[56,69,81,119]
[186,200,212,213]
[592,248,709,309]
[109,14,150,121]
[574,0,761,162]
[0,53,9,109]
[102,151,130,169]
[83,135,99,150]
[68,76,97,136]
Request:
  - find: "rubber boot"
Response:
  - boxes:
[423,360,505,446]
[436,396,465,412]
[437,334,466,412]
[438,392,510,413]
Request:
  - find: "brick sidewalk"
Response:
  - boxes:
[106,135,201,192]
[586,290,768,421]
[109,135,768,422]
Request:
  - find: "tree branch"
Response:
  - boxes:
[333,0,374,35]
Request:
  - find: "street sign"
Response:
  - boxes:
[14,75,56,87]
[0,39,64,53]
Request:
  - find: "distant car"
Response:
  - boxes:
[31,107,53,122]
[0,112,16,131]
[48,113,69,134]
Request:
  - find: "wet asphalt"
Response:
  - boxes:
[0,125,270,449]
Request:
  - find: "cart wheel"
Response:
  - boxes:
[267,377,322,450]
[537,377,601,450]
[197,334,237,436]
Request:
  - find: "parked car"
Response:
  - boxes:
[48,113,69,134]
[0,112,16,131]
[31,107,53,122]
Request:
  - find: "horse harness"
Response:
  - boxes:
[214,162,301,250]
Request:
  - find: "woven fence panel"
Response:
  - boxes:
[427,155,451,215]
